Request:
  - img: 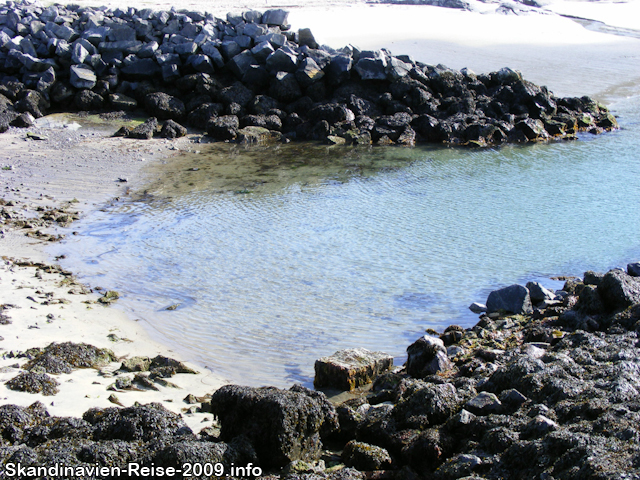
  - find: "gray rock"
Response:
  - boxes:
[405,335,454,378]
[227,50,259,79]
[598,269,640,311]
[243,23,268,39]
[14,90,49,118]
[298,28,318,49]
[121,58,160,79]
[386,56,412,80]
[266,46,298,73]
[128,117,159,140]
[256,32,286,49]
[10,112,35,127]
[262,9,289,27]
[326,53,353,86]
[464,392,502,415]
[137,40,158,58]
[627,262,640,277]
[107,26,136,42]
[354,50,387,80]
[174,41,198,56]
[69,64,97,89]
[220,40,242,60]
[162,64,181,83]
[524,414,557,437]
[190,54,215,74]
[71,42,89,64]
[250,40,274,63]
[156,53,181,66]
[469,302,487,314]
[98,40,142,54]
[486,284,533,315]
[525,281,557,304]
[295,57,324,88]
[160,119,188,139]
[268,71,301,103]
[201,42,225,68]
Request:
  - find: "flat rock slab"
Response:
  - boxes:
[314,347,393,391]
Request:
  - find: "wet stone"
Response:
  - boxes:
[314,348,393,391]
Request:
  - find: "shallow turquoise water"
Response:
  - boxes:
[53,96,640,387]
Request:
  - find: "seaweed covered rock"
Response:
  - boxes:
[209,384,337,468]
[342,440,392,470]
[83,403,192,442]
[6,372,60,396]
[23,342,117,374]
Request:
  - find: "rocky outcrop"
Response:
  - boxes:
[0,1,618,147]
[1,264,640,478]
[209,384,338,468]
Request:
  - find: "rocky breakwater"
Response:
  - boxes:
[0,1,619,146]
[3,264,640,478]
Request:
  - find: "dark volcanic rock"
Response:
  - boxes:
[206,115,239,140]
[128,117,159,139]
[209,384,336,468]
[314,348,393,391]
[83,403,192,442]
[598,269,640,311]
[144,92,186,120]
[160,119,187,138]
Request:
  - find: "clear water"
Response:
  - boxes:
[52,96,640,387]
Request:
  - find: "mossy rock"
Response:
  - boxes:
[24,342,117,374]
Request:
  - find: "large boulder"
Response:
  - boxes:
[405,335,453,378]
[598,269,640,311]
[207,115,239,140]
[144,92,185,120]
[486,284,533,314]
[314,348,393,391]
[209,385,336,468]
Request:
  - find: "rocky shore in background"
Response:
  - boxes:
[2,262,640,479]
[0,0,619,147]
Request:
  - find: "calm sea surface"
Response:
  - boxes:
[52,95,640,387]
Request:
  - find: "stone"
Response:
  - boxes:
[627,262,640,277]
[298,28,318,49]
[464,392,502,415]
[251,40,275,63]
[516,118,547,141]
[266,47,298,73]
[201,42,225,68]
[295,57,324,88]
[354,51,387,80]
[386,56,412,80]
[269,71,302,103]
[262,9,289,27]
[314,348,393,391]
[120,356,151,372]
[525,281,557,304]
[74,90,104,110]
[189,54,215,74]
[144,92,185,120]
[15,90,49,118]
[598,269,640,311]
[342,440,392,471]
[523,415,557,438]
[128,117,159,140]
[325,53,352,86]
[160,119,188,139]
[108,93,137,110]
[120,58,160,79]
[227,50,259,79]
[209,384,336,468]
[10,112,35,128]
[405,335,454,378]
[486,284,533,315]
[237,126,274,144]
[207,115,239,140]
[6,372,60,396]
[69,64,96,89]
[469,302,487,314]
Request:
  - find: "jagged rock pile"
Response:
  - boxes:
[0,0,618,146]
[2,264,639,478]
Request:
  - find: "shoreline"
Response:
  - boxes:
[0,121,228,433]
[0,0,638,439]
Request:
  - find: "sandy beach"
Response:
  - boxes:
[1,0,639,431]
